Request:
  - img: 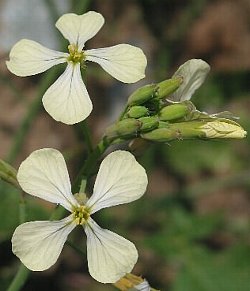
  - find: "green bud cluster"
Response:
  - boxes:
[105,77,246,143]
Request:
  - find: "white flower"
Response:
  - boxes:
[6,11,147,125]
[12,149,148,283]
[170,59,210,102]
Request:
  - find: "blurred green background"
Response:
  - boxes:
[0,0,250,290]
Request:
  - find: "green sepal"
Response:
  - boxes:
[126,106,149,118]
[159,101,195,121]
[139,116,159,133]
[105,118,141,138]
[156,77,182,99]
[127,84,158,105]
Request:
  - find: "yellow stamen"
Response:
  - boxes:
[67,44,85,64]
[72,205,90,225]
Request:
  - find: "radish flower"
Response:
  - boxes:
[6,11,147,124]
[12,149,148,283]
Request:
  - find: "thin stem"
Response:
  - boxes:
[71,0,92,14]
[7,193,29,291]
[7,265,30,291]
[72,136,112,193]
[77,120,93,154]
[43,0,60,24]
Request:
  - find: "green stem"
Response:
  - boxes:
[72,136,112,193]
[77,120,93,154]
[71,0,92,14]
[7,193,29,291]
[7,265,30,291]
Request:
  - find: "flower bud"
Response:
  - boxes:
[105,118,141,139]
[126,106,148,118]
[141,119,247,142]
[127,84,158,105]
[200,119,247,139]
[157,77,182,99]
[138,116,159,132]
[141,123,205,142]
[159,101,195,121]
[0,159,19,189]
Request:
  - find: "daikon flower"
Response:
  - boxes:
[6,11,147,125]
[170,59,210,102]
[12,149,147,283]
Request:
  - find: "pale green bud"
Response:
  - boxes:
[127,84,158,105]
[141,119,246,142]
[0,159,19,189]
[157,77,183,99]
[139,116,159,132]
[105,118,141,138]
[141,122,205,142]
[126,106,148,118]
[159,101,195,121]
[200,119,247,139]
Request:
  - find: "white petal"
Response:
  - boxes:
[85,218,138,283]
[86,44,147,83]
[6,39,67,77]
[86,150,147,214]
[129,280,151,291]
[56,12,104,50]
[170,59,210,101]
[12,216,75,271]
[17,148,77,211]
[42,63,93,125]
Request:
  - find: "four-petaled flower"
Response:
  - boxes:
[12,149,148,283]
[6,11,147,124]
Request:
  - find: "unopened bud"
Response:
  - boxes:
[105,118,141,139]
[139,116,159,132]
[141,123,205,142]
[141,119,246,142]
[200,119,246,139]
[159,101,195,121]
[0,159,19,189]
[127,84,158,105]
[127,106,148,118]
[157,77,182,99]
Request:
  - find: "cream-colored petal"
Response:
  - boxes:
[6,39,67,77]
[85,218,138,283]
[42,63,92,125]
[129,280,151,291]
[85,44,147,83]
[170,59,210,101]
[12,215,75,271]
[86,151,147,214]
[56,12,104,50]
[17,148,77,212]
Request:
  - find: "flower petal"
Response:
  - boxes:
[129,280,151,291]
[17,148,77,211]
[85,218,138,283]
[86,44,147,83]
[56,12,104,50]
[42,63,93,125]
[86,150,147,214]
[12,215,75,271]
[6,39,67,77]
[170,59,210,102]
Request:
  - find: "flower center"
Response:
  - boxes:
[72,205,90,225]
[67,44,85,64]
